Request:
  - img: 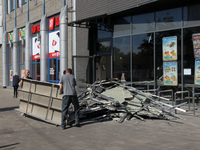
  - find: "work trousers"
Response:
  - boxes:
[61,95,80,128]
[13,86,18,98]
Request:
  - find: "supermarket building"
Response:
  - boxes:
[1,0,200,93]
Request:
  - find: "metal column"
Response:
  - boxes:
[25,22,32,71]
[40,14,48,82]
[60,5,68,79]
[13,27,19,75]
[2,32,8,87]
[72,0,76,77]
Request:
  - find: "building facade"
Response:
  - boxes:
[1,0,200,94]
[1,0,73,87]
[70,0,200,93]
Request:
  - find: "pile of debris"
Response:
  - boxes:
[73,80,187,123]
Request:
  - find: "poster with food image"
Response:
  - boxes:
[32,36,40,60]
[49,30,60,58]
[192,34,200,59]
[195,60,200,84]
[162,36,177,61]
[163,61,178,86]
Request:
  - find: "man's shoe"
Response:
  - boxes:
[75,123,81,127]
[62,126,67,130]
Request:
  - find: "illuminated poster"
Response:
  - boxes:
[49,30,60,58]
[192,34,200,59]
[195,60,200,84]
[21,70,25,78]
[162,36,177,61]
[19,28,25,41]
[8,32,13,44]
[32,37,40,60]
[10,70,13,82]
[163,61,178,86]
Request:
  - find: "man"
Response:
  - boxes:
[19,70,32,87]
[13,72,20,98]
[60,68,80,130]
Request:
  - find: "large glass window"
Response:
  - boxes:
[9,47,13,64]
[132,33,154,81]
[97,41,111,52]
[156,8,182,31]
[183,4,200,27]
[183,27,200,84]
[19,42,25,64]
[113,36,131,81]
[33,63,40,81]
[113,16,131,37]
[132,13,154,34]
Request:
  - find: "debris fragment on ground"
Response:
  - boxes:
[74,80,186,123]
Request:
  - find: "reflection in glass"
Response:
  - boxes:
[113,16,131,37]
[33,63,40,81]
[183,27,200,83]
[183,5,200,27]
[156,8,182,31]
[49,59,57,81]
[9,47,13,64]
[132,13,154,34]
[8,65,13,86]
[95,55,111,81]
[19,42,25,64]
[98,26,112,39]
[113,36,130,81]
[132,33,154,81]
[97,41,111,52]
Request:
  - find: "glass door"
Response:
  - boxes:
[95,55,111,81]
[48,58,60,83]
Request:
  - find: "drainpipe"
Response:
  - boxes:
[72,0,76,77]
[2,0,7,87]
[60,5,68,79]
[40,0,48,81]
[25,0,31,71]
[13,0,19,75]
[40,14,48,82]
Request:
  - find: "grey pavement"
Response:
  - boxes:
[0,87,200,150]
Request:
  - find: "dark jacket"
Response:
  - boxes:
[13,75,20,87]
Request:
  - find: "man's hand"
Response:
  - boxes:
[59,83,63,95]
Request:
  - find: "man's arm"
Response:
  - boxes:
[60,83,63,91]
[18,79,23,87]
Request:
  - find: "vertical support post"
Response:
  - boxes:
[27,0,29,22]
[13,27,19,74]
[2,0,8,87]
[25,22,32,71]
[43,0,45,16]
[60,5,68,79]
[40,14,48,81]
[2,32,8,87]
[72,0,77,77]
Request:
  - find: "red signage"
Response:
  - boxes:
[37,24,40,32]
[55,17,60,26]
[31,25,37,33]
[49,52,60,58]
[32,55,40,60]
[49,17,55,30]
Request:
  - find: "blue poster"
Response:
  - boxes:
[195,60,200,84]
[163,61,178,86]
[162,36,177,61]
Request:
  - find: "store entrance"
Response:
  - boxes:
[48,58,60,83]
[95,55,111,81]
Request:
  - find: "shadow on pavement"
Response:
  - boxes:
[0,143,20,149]
[0,106,19,112]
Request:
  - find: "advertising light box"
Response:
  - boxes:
[49,30,60,58]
